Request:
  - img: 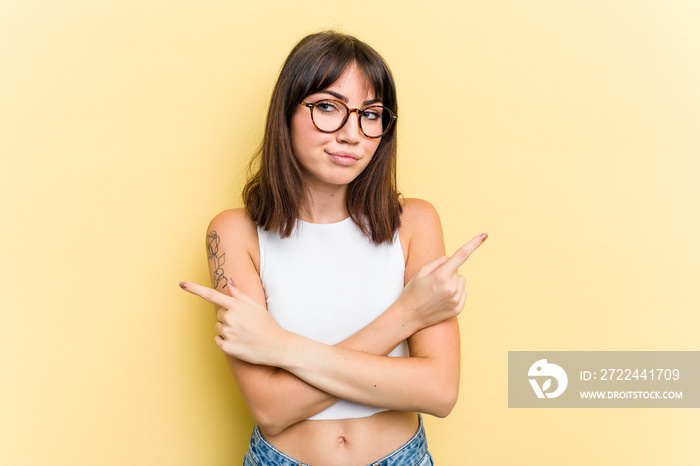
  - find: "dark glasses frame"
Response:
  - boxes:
[300,99,398,138]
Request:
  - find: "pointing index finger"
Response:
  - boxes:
[180,281,235,308]
[442,233,488,273]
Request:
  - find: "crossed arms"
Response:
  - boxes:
[180,201,486,435]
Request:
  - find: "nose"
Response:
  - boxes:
[336,109,362,143]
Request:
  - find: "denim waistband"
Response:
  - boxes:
[244,414,430,466]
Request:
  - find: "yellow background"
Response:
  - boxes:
[1,1,698,464]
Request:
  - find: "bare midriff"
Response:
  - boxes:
[263,410,419,466]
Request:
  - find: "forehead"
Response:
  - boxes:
[319,64,376,101]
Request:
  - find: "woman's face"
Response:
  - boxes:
[290,64,382,192]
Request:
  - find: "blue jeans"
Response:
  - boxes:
[243,414,433,466]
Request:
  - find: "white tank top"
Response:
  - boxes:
[257,217,408,420]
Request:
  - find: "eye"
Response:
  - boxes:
[361,107,384,121]
[315,100,343,114]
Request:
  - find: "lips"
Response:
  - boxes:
[326,151,359,166]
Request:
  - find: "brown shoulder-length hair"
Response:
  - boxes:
[242,30,401,244]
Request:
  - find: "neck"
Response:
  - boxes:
[299,184,349,224]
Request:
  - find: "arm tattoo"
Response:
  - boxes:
[206,230,228,290]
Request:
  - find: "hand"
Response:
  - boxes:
[179,278,289,366]
[396,233,487,331]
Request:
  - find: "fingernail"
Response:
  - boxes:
[179,282,188,289]
[480,233,488,242]
[228,277,236,287]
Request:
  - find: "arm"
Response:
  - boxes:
[203,209,336,435]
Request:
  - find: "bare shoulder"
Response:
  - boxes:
[207,208,258,246]
[400,198,441,231]
[399,198,444,249]
[205,208,262,293]
[399,198,446,280]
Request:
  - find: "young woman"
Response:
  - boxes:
[180,31,486,466]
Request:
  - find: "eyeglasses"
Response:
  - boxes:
[300,99,398,138]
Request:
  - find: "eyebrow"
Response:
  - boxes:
[317,90,381,107]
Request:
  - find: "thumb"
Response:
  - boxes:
[225,277,260,306]
[417,255,450,276]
